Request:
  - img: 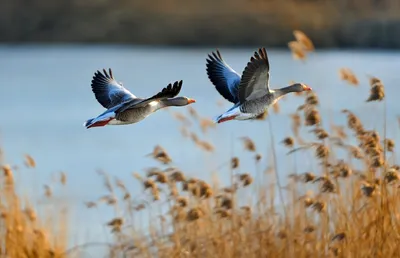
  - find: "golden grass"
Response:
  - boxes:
[0,165,68,257]
[1,31,399,257]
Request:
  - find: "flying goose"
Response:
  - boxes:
[206,47,312,123]
[84,69,195,129]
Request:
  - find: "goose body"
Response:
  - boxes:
[206,48,312,123]
[84,69,195,129]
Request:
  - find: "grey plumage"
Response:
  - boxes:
[238,47,271,103]
[206,47,312,123]
[91,68,136,109]
[85,69,195,128]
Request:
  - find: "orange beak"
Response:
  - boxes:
[187,98,196,104]
[303,84,312,91]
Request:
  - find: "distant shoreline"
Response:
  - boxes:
[2,0,400,49]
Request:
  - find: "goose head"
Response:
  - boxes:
[290,83,312,92]
[164,97,196,106]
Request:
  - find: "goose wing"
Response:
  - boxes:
[91,68,137,109]
[237,48,271,103]
[115,80,183,113]
[206,50,241,104]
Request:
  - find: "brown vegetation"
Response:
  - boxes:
[0,31,399,257]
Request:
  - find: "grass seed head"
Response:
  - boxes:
[385,169,399,183]
[293,30,315,52]
[333,125,348,140]
[2,165,14,185]
[315,144,329,159]
[218,196,233,210]
[384,139,395,152]
[143,179,156,190]
[305,109,321,126]
[303,172,316,183]
[240,137,256,152]
[366,80,385,102]
[231,157,239,169]
[306,92,319,106]
[215,209,231,218]
[152,187,160,201]
[107,217,123,227]
[156,173,168,184]
[369,76,382,86]
[343,110,364,134]
[288,41,307,60]
[197,140,215,152]
[332,160,352,178]
[282,137,294,148]
[176,196,188,207]
[146,167,163,177]
[150,145,172,164]
[350,146,363,159]
[312,128,329,140]
[320,179,337,193]
[134,204,146,211]
[370,155,384,168]
[311,201,326,213]
[170,171,186,182]
[339,68,359,86]
[200,118,216,133]
[187,207,203,221]
[24,154,36,168]
[239,173,253,187]
[123,192,130,200]
[361,183,377,197]
[107,218,123,232]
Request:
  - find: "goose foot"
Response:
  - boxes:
[217,115,238,123]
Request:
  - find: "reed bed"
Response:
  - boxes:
[1,31,399,257]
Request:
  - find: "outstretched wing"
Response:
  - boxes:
[115,80,183,113]
[91,68,136,109]
[206,50,241,104]
[238,48,271,103]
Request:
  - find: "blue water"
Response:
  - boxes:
[0,45,399,255]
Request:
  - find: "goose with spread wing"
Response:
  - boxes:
[84,69,195,129]
[206,47,312,123]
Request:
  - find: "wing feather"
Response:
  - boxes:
[115,80,183,113]
[238,48,271,103]
[91,68,136,109]
[206,50,241,104]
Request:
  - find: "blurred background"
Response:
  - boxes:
[2,0,400,47]
[0,0,400,254]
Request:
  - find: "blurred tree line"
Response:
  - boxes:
[1,0,400,48]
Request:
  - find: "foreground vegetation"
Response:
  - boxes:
[0,32,398,257]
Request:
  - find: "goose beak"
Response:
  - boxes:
[303,84,312,91]
[187,98,196,104]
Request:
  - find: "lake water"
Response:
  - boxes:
[0,45,399,254]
